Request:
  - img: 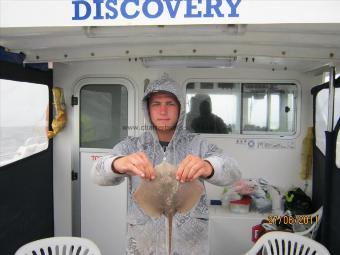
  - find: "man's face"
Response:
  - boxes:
[148,92,180,131]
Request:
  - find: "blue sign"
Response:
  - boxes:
[72,0,241,21]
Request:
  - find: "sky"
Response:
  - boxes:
[0,79,48,127]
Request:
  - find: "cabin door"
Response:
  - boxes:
[74,78,136,255]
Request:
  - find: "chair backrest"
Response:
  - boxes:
[14,236,102,255]
[245,231,330,255]
[292,206,323,239]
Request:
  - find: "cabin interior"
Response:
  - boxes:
[0,24,339,255]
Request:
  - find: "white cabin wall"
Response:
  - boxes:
[53,63,78,236]
[163,68,318,200]
[53,59,320,236]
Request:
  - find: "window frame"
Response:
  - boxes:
[73,76,138,153]
[0,79,50,167]
[183,78,301,139]
[315,87,340,155]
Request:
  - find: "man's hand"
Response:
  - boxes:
[112,152,156,180]
[176,154,213,182]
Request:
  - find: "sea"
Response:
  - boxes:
[0,126,48,166]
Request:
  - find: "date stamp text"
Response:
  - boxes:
[267,215,318,225]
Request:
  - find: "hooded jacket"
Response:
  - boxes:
[92,74,241,255]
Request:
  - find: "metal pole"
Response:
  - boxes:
[327,65,336,131]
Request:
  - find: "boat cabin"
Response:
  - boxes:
[0,2,339,254]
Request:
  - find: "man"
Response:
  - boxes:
[92,74,241,255]
[190,96,230,134]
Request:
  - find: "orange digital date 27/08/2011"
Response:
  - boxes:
[267,215,318,225]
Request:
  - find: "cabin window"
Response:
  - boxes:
[185,81,298,136]
[315,89,329,155]
[0,79,49,167]
[315,88,340,155]
[323,73,340,83]
[80,84,128,148]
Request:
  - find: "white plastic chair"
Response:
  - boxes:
[245,231,330,255]
[292,206,323,239]
[14,236,102,255]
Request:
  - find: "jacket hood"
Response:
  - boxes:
[142,74,185,140]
